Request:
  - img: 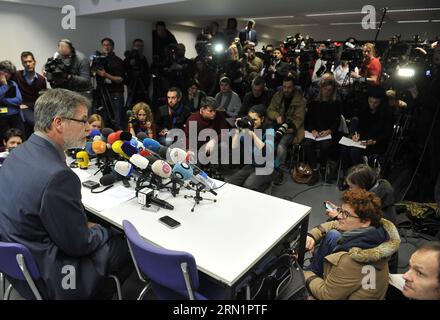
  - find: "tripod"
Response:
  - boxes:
[184,183,217,212]
[94,77,116,128]
[125,76,149,109]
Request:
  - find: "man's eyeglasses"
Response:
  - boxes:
[336,207,361,220]
[62,117,89,125]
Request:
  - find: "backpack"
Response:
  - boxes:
[250,253,308,300]
[396,201,440,239]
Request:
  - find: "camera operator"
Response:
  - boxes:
[0,60,24,142]
[223,41,245,98]
[165,43,196,95]
[94,38,125,130]
[350,43,382,85]
[153,21,178,61]
[264,47,290,91]
[238,19,258,47]
[228,104,275,192]
[267,75,306,185]
[241,44,263,78]
[46,39,92,95]
[124,39,151,107]
[312,43,334,84]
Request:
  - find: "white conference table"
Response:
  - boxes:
[75,166,311,298]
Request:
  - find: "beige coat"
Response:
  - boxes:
[304,219,401,300]
[267,90,306,144]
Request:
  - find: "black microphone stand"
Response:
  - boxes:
[184,182,217,212]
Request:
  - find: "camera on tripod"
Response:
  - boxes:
[90,51,109,74]
[236,116,255,130]
[44,57,71,84]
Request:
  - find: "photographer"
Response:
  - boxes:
[47,39,92,94]
[124,39,151,108]
[267,76,306,185]
[239,75,274,117]
[95,38,125,130]
[350,43,382,85]
[228,104,275,192]
[264,48,290,91]
[0,60,24,142]
[241,44,263,78]
[128,102,156,139]
[153,21,178,61]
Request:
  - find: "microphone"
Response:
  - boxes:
[194,170,216,191]
[112,140,129,159]
[130,154,150,170]
[92,140,107,155]
[136,132,148,141]
[151,160,172,179]
[169,148,189,164]
[76,151,89,169]
[172,162,193,180]
[85,141,96,157]
[143,138,161,153]
[93,135,103,142]
[139,189,174,210]
[107,131,123,145]
[114,161,134,178]
[100,173,116,186]
[121,141,138,158]
[120,131,132,141]
[127,110,135,119]
[101,128,115,142]
[89,129,101,140]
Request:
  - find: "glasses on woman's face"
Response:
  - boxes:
[337,207,360,220]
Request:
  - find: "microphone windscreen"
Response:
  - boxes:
[136,132,148,141]
[158,145,168,159]
[93,135,102,142]
[151,160,172,179]
[112,140,128,159]
[130,137,139,148]
[169,148,188,164]
[85,141,95,156]
[101,128,114,139]
[140,149,152,158]
[76,151,89,169]
[114,161,132,177]
[121,141,138,157]
[172,162,193,181]
[143,138,161,153]
[120,131,132,141]
[107,131,122,145]
[90,129,101,139]
[130,154,150,170]
[92,140,107,155]
[100,174,116,186]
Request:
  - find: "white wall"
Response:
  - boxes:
[0,2,118,71]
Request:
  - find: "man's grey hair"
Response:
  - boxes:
[200,96,217,109]
[0,60,17,75]
[34,89,90,132]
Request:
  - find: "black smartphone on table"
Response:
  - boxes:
[158,216,181,229]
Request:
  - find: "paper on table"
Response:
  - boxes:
[339,136,367,149]
[305,130,332,141]
[389,274,404,291]
[82,185,136,212]
[71,168,92,181]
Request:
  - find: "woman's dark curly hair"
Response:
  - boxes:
[341,189,383,227]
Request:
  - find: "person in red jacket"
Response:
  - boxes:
[351,42,382,85]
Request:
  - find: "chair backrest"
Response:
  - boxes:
[122,220,200,299]
[0,242,41,280]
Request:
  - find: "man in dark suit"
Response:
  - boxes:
[239,19,258,47]
[0,88,132,299]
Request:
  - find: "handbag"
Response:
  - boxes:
[291,146,313,184]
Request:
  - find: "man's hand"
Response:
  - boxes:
[312,130,319,138]
[20,104,29,110]
[276,116,284,125]
[305,235,316,252]
[350,71,360,79]
[205,139,217,156]
[159,129,168,136]
[97,69,106,78]
[318,130,331,137]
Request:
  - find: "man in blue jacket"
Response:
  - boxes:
[0,88,132,299]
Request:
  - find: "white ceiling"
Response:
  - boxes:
[2,0,439,40]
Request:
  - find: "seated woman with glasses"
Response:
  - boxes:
[304,188,400,300]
